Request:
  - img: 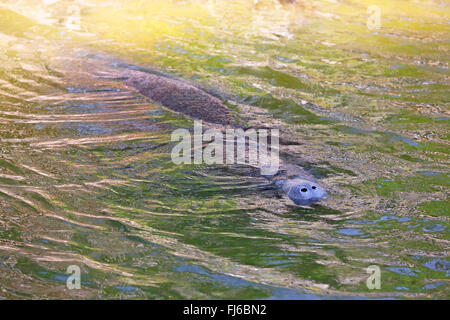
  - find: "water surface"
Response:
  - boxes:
[0,0,448,299]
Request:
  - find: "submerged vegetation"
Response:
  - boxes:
[0,0,448,299]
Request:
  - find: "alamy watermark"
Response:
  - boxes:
[66,265,81,290]
[171,121,280,176]
[367,5,381,30]
[366,265,381,290]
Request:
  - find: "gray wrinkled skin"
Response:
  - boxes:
[275,178,327,205]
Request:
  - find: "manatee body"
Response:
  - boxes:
[122,69,232,125]
[275,178,327,205]
[116,65,329,206]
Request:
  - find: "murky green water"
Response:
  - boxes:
[0,0,448,299]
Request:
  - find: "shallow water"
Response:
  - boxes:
[0,0,448,299]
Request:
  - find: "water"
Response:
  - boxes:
[0,0,448,299]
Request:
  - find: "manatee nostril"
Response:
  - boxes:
[301,188,308,192]
[312,186,317,190]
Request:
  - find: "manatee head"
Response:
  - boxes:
[278,178,327,205]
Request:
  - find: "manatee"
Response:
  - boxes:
[275,177,327,205]
[112,64,329,206]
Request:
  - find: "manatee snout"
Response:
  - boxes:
[277,178,327,205]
